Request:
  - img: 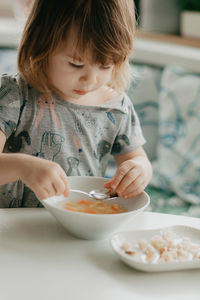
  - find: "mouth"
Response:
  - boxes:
[73,90,89,95]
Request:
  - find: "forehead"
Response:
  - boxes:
[56,26,113,65]
[57,28,80,56]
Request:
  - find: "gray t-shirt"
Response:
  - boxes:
[0,73,145,207]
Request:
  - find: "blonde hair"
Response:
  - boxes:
[18,0,135,94]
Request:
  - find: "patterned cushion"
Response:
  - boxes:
[127,63,162,161]
[151,65,200,205]
[146,186,200,218]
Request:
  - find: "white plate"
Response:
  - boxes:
[110,225,200,272]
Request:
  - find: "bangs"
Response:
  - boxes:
[69,0,134,66]
[71,39,127,67]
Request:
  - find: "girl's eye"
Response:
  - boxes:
[69,62,84,68]
[100,65,112,70]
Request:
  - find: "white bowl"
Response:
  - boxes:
[42,176,150,240]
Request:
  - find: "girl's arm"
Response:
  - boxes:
[0,129,69,200]
[0,130,20,184]
[104,147,152,199]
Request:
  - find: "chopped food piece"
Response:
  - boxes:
[125,250,136,256]
[121,231,200,263]
[121,243,131,251]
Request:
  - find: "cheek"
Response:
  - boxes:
[98,70,112,84]
[50,56,74,77]
[52,64,77,84]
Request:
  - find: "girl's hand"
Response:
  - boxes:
[19,156,69,200]
[104,157,152,199]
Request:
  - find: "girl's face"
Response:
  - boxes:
[48,29,114,102]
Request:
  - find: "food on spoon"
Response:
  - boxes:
[64,199,127,214]
[108,187,118,198]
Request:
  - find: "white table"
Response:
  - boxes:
[0,209,200,300]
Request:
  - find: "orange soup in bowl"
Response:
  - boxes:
[64,199,127,214]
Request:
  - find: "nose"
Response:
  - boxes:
[79,67,97,86]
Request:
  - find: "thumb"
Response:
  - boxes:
[64,188,69,197]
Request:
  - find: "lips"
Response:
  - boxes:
[73,90,89,95]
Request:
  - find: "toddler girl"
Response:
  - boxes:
[0,0,152,207]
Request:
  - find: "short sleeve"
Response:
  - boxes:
[0,74,21,139]
[111,94,146,156]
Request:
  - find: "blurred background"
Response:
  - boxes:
[136,0,200,38]
[0,0,200,36]
[0,0,200,217]
[0,1,200,39]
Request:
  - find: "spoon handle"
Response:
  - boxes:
[69,189,90,197]
[69,189,118,201]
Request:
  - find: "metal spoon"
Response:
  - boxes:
[70,189,118,200]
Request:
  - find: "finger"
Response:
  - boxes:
[124,185,145,199]
[36,188,50,200]
[116,169,141,195]
[52,178,66,195]
[59,173,69,197]
[119,177,143,197]
[44,185,57,198]
[131,176,144,191]
[111,162,134,190]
